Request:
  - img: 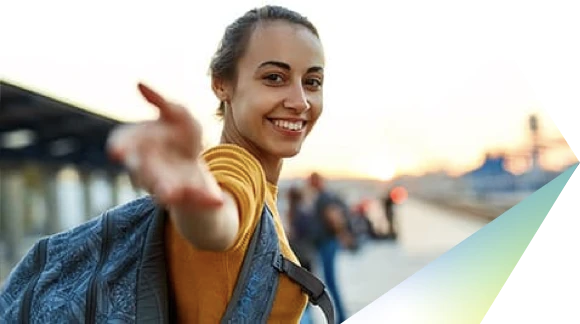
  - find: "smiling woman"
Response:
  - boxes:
[1,5,335,324]
[213,19,325,166]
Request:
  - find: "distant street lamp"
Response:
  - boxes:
[528,114,540,170]
[529,114,538,133]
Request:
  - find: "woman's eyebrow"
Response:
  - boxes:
[257,61,324,74]
[258,61,291,70]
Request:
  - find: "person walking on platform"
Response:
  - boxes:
[286,186,317,324]
[306,172,354,323]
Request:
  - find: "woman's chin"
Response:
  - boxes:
[281,150,301,159]
[268,143,303,159]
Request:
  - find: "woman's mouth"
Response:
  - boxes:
[268,119,307,132]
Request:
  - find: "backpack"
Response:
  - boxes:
[0,196,335,323]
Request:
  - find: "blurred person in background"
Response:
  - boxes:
[352,199,375,239]
[382,186,408,239]
[307,172,353,323]
[383,188,397,239]
[286,186,317,324]
[1,5,336,323]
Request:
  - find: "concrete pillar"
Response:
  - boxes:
[21,164,44,235]
[79,170,94,221]
[0,168,4,247]
[0,168,25,267]
[108,172,120,208]
[42,168,61,235]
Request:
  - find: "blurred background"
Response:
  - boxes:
[1,0,578,322]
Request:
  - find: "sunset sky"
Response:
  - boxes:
[1,0,575,180]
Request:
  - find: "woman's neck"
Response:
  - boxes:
[220,131,283,185]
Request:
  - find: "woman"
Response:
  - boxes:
[286,186,317,324]
[1,5,332,323]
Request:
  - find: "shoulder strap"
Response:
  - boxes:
[221,204,335,323]
[272,253,335,324]
[18,238,49,324]
[220,205,280,323]
[136,205,172,323]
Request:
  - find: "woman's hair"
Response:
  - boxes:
[209,5,320,118]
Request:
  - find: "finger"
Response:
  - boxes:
[134,144,164,190]
[127,171,143,190]
[137,83,184,123]
[106,126,134,162]
[107,143,125,163]
[125,150,142,171]
[106,123,146,163]
[108,120,167,163]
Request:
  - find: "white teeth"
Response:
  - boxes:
[272,119,304,131]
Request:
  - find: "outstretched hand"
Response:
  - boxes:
[107,83,224,209]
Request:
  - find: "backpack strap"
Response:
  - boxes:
[220,204,336,324]
[220,206,281,323]
[272,253,335,324]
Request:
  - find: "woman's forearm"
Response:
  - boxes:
[168,159,241,251]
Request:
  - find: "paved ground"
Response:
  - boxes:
[309,198,489,323]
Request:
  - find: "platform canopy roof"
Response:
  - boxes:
[0,79,125,173]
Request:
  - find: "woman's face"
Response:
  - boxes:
[217,21,325,159]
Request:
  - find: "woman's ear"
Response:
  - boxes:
[211,77,230,102]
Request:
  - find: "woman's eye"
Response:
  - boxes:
[305,78,323,88]
[264,74,284,83]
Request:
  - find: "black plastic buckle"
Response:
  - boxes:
[272,253,325,304]
[272,253,285,272]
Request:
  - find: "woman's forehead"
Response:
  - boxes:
[241,21,325,71]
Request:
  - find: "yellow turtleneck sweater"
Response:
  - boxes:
[165,144,308,323]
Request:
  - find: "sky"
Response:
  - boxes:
[1,0,576,180]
